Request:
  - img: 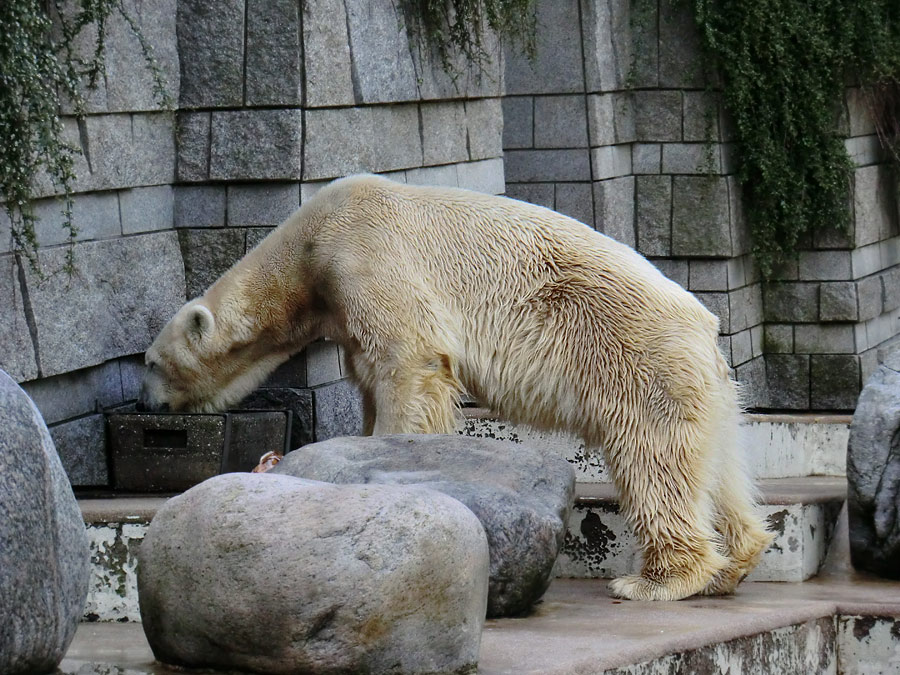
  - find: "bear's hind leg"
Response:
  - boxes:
[605,423,728,601]
[699,464,774,595]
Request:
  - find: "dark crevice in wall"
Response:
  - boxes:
[342,1,363,105]
[15,254,43,378]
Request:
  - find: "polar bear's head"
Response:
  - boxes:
[136,297,296,413]
[136,174,386,413]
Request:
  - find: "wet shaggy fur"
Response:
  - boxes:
[139,174,773,601]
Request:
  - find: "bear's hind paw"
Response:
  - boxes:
[608,574,708,602]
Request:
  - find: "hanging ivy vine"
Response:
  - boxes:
[401,0,536,74]
[0,0,171,276]
[691,0,900,276]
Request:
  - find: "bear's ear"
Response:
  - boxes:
[186,304,215,342]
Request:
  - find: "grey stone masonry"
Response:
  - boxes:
[177,0,244,108]
[0,255,38,383]
[210,110,304,181]
[245,0,303,106]
[2,0,511,492]
[22,232,186,378]
[502,0,900,409]
[178,229,246,300]
[34,114,175,199]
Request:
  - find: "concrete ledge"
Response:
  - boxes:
[460,409,850,480]
[61,577,900,674]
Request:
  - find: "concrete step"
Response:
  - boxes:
[558,478,846,584]
[460,409,852,481]
[77,477,846,623]
[61,576,900,674]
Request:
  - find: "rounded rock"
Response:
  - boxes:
[138,472,489,674]
[848,349,900,578]
[0,369,90,674]
[271,434,576,617]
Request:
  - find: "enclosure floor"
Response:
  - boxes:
[60,574,900,675]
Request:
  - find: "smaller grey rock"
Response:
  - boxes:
[271,434,576,616]
[0,369,91,674]
[848,351,900,578]
[138,473,488,674]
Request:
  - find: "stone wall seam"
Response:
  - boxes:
[14,254,43,379]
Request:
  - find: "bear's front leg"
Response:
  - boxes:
[370,354,462,435]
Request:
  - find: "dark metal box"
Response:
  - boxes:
[106,410,292,492]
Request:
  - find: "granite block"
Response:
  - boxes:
[766,354,811,409]
[593,177,635,247]
[502,96,533,150]
[689,260,729,292]
[227,183,300,227]
[764,324,794,354]
[178,228,245,300]
[811,355,861,410]
[683,91,721,142]
[177,0,244,107]
[587,93,635,147]
[21,361,123,425]
[591,145,632,180]
[764,283,820,323]
[507,183,555,210]
[302,0,355,107]
[457,159,505,194]
[632,143,661,174]
[22,232,185,377]
[634,90,683,142]
[798,250,853,281]
[344,0,419,103]
[101,0,180,112]
[313,378,364,440]
[505,0,583,95]
[174,186,226,228]
[504,149,590,183]
[466,98,504,160]
[658,0,706,88]
[858,275,884,322]
[554,183,594,226]
[245,0,303,106]
[534,95,589,149]
[50,415,108,486]
[120,186,174,234]
[176,112,210,183]
[671,176,732,257]
[210,110,304,180]
[635,175,671,256]
[794,324,857,355]
[420,102,468,166]
[819,282,859,322]
[582,0,641,90]
[0,255,38,382]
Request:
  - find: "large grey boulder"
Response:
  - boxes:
[271,434,576,617]
[848,349,900,578]
[138,473,488,674]
[0,369,90,674]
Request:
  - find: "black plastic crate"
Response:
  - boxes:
[106,410,292,492]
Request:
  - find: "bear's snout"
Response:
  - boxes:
[136,381,170,413]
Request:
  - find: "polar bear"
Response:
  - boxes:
[138,174,772,601]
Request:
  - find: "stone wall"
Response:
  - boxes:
[0,0,505,487]
[502,0,900,410]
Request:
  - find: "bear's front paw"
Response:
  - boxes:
[608,574,706,602]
